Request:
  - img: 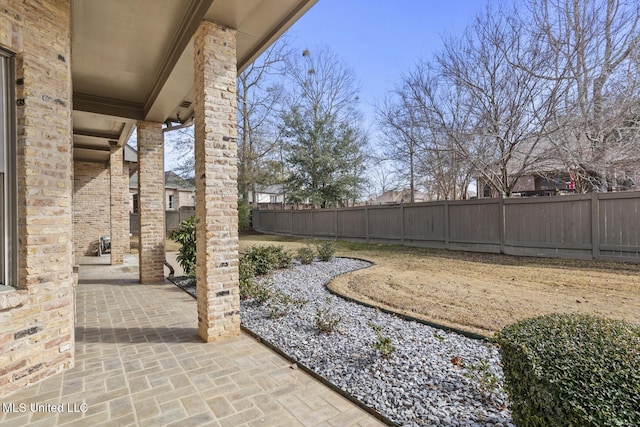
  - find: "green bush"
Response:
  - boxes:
[314,240,336,262]
[297,245,315,265]
[239,257,257,300]
[495,314,640,427]
[243,245,293,276]
[241,279,271,305]
[169,216,196,277]
[238,200,252,231]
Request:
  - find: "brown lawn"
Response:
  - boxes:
[240,234,640,337]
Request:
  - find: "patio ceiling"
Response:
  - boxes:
[71,0,317,163]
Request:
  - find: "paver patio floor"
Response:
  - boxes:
[0,255,385,427]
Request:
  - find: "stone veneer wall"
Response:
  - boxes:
[137,121,165,283]
[73,162,110,256]
[0,0,75,396]
[194,22,240,342]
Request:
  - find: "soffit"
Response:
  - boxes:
[71,0,317,163]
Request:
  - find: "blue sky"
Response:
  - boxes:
[285,0,491,138]
[164,1,490,177]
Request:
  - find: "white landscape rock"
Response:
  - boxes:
[240,258,514,427]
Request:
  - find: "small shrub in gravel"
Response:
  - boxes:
[297,245,315,265]
[495,313,640,427]
[241,278,271,304]
[314,240,336,262]
[369,322,396,358]
[462,359,500,393]
[315,305,342,333]
[266,290,307,318]
[243,245,293,275]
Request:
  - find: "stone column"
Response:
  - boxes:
[193,21,240,342]
[137,121,165,283]
[109,142,128,264]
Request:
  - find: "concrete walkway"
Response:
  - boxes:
[0,255,385,426]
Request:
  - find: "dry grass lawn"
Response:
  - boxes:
[240,233,640,337]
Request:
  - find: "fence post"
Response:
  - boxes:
[499,194,505,254]
[365,206,370,243]
[289,208,293,236]
[591,192,600,259]
[400,203,405,245]
[444,201,449,249]
[310,209,314,238]
[334,208,338,239]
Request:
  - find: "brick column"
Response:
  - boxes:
[109,143,128,264]
[194,21,240,342]
[137,121,165,283]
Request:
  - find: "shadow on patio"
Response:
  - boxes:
[0,256,384,427]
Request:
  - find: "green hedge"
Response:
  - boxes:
[495,314,640,427]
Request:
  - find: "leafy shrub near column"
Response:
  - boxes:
[169,216,196,277]
[495,314,640,427]
[243,245,293,275]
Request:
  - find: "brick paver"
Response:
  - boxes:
[0,255,385,426]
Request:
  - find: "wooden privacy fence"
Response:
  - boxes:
[130,207,195,236]
[252,192,640,262]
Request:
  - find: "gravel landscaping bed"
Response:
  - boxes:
[173,258,513,426]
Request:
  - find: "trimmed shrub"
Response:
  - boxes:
[169,215,196,277]
[495,314,640,427]
[314,240,336,262]
[297,245,315,265]
[243,245,293,276]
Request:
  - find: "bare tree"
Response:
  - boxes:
[527,0,640,191]
[413,6,562,196]
[376,95,422,202]
[164,126,196,178]
[237,37,292,205]
[364,157,399,202]
[164,37,293,191]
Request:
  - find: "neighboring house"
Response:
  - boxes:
[248,184,286,204]
[478,172,578,198]
[370,189,430,204]
[129,170,195,213]
[164,171,196,210]
[0,0,315,398]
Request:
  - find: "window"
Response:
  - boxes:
[132,194,138,213]
[0,49,17,288]
[168,194,175,209]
